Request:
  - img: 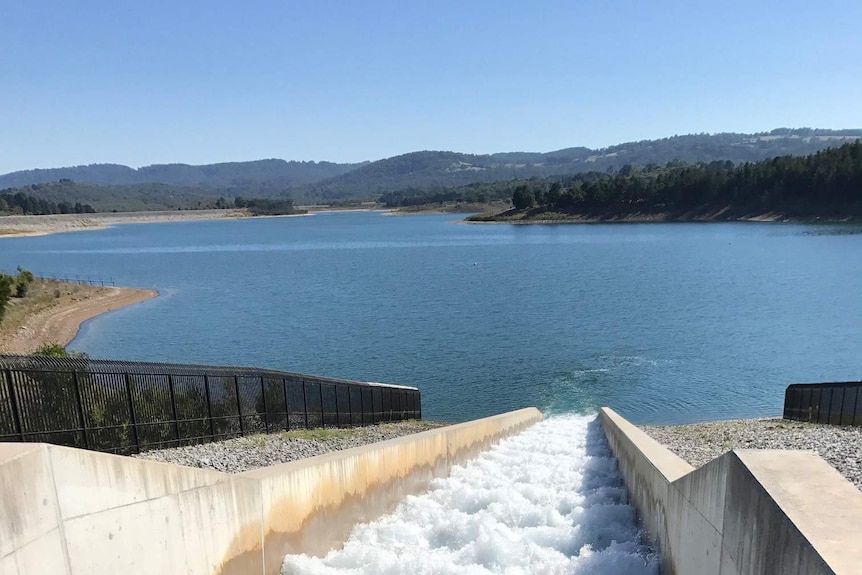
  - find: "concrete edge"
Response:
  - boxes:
[0,407,544,575]
[599,407,694,482]
[734,449,862,575]
[599,406,862,575]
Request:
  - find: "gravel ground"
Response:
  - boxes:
[640,418,862,490]
[134,420,448,473]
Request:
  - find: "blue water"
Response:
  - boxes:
[2,212,861,424]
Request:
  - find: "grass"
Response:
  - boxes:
[241,420,426,445]
[279,427,364,441]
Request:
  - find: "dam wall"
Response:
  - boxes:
[599,407,862,575]
[0,407,543,575]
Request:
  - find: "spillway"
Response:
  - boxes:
[281,414,658,574]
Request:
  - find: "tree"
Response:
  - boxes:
[512,185,536,210]
[546,182,563,206]
[0,274,15,323]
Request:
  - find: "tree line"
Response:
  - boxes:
[499,141,862,218]
[0,189,95,215]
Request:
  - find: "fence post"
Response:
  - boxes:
[71,371,90,449]
[333,385,340,427]
[123,373,141,453]
[853,386,860,426]
[234,376,245,436]
[347,386,354,427]
[319,383,326,429]
[4,369,24,441]
[203,374,215,441]
[836,386,847,426]
[301,380,309,429]
[282,378,290,431]
[260,376,269,434]
[167,374,181,446]
[359,386,366,426]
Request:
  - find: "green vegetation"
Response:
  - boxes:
[278,427,354,441]
[0,267,36,323]
[301,129,861,200]
[1,129,859,210]
[232,196,307,216]
[1,187,95,215]
[470,141,862,222]
[32,343,71,357]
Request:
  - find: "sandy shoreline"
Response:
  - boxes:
[0,286,158,354]
[0,209,249,238]
[0,207,399,238]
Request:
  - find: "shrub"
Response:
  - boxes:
[0,274,14,323]
[32,343,68,357]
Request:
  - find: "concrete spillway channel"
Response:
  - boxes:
[3,407,861,574]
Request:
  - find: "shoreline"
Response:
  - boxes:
[0,209,249,239]
[462,210,861,225]
[0,207,399,239]
[0,285,158,354]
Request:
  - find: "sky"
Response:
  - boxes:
[1,0,861,173]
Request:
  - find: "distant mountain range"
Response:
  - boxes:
[0,159,362,190]
[2,128,860,211]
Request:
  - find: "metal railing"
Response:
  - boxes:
[33,272,116,287]
[0,269,116,287]
[783,381,862,426]
[0,355,421,454]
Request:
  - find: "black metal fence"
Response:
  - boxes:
[0,355,421,454]
[783,381,862,426]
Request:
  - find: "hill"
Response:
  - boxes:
[468,140,862,223]
[1,129,860,208]
[301,129,862,199]
[0,159,363,190]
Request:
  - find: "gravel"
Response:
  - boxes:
[640,418,862,490]
[134,420,448,473]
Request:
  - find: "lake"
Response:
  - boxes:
[1,212,860,424]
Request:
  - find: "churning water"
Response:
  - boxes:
[281,414,657,575]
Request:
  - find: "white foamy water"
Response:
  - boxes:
[282,414,658,575]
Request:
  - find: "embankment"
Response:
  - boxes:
[0,284,157,354]
[0,210,246,238]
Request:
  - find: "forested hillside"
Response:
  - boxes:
[0,159,362,189]
[1,129,859,209]
[0,189,95,215]
[470,140,862,221]
[1,181,219,212]
[301,129,862,199]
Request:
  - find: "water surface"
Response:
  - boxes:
[1,212,860,424]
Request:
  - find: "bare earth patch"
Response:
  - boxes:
[0,278,157,354]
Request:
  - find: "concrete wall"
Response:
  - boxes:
[599,407,862,575]
[0,407,543,575]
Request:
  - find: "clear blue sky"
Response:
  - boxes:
[2,0,861,173]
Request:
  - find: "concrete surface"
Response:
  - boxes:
[600,407,862,575]
[0,407,542,575]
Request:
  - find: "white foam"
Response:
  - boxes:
[282,414,658,575]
